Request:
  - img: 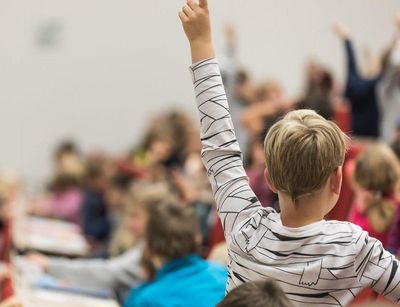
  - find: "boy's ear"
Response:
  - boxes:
[330,166,343,195]
[264,168,278,193]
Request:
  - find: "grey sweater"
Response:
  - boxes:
[46,241,144,299]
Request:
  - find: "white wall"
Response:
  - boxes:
[1,0,399,183]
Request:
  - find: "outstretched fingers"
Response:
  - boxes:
[179,11,189,23]
[182,4,195,18]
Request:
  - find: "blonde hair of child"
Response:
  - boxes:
[264,109,349,202]
[108,181,175,256]
[354,142,400,194]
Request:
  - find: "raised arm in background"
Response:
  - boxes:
[179,0,264,237]
[334,23,360,79]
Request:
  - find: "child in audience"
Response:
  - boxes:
[106,175,133,257]
[123,201,227,307]
[27,181,172,301]
[349,143,400,248]
[333,23,381,138]
[245,136,276,208]
[53,140,85,180]
[179,1,400,305]
[298,60,334,120]
[241,80,285,139]
[108,181,170,257]
[217,279,294,307]
[31,174,82,224]
[81,162,111,253]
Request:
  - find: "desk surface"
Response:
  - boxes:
[18,288,120,307]
[13,257,119,307]
[14,215,89,257]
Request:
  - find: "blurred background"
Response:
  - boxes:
[1,0,399,183]
[1,1,400,306]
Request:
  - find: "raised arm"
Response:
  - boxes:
[333,23,359,79]
[179,0,263,237]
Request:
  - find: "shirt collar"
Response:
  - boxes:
[155,254,201,279]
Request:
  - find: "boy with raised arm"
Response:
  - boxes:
[179,1,400,305]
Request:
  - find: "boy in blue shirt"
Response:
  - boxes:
[124,201,227,307]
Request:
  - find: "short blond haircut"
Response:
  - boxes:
[264,109,348,202]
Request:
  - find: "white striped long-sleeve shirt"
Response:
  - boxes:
[189,58,400,306]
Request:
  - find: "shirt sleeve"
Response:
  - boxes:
[344,39,359,79]
[189,58,262,237]
[354,231,400,303]
[47,243,144,291]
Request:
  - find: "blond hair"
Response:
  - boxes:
[108,180,175,256]
[354,143,400,194]
[264,109,348,202]
[353,143,400,234]
[124,180,175,212]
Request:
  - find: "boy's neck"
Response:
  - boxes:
[278,191,330,228]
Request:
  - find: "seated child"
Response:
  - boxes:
[27,182,171,301]
[31,174,82,224]
[179,1,400,305]
[123,201,227,307]
[349,143,400,248]
[217,279,294,307]
[80,162,111,246]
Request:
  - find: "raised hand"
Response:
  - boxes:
[179,0,215,63]
[333,22,351,40]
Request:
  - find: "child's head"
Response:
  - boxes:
[354,143,400,195]
[256,80,282,102]
[353,143,400,233]
[105,175,132,210]
[48,174,80,194]
[84,162,108,191]
[145,201,200,265]
[54,140,84,178]
[217,279,294,307]
[123,181,174,239]
[107,181,173,257]
[264,109,348,204]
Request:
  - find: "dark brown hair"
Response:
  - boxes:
[146,201,199,261]
[217,280,294,307]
